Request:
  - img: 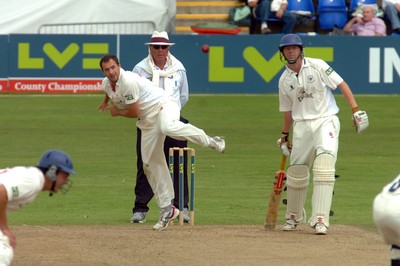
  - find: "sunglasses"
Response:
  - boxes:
[152,45,169,50]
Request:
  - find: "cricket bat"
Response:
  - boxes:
[264,155,287,230]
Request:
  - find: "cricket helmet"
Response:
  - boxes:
[279,34,303,52]
[38,149,76,176]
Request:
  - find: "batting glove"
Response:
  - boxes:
[277,132,291,157]
[352,107,369,133]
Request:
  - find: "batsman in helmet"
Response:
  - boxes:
[0,149,76,265]
[276,34,369,235]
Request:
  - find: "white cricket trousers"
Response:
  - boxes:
[137,99,210,208]
[0,232,13,266]
[373,193,400,247]
[290,115,340,166]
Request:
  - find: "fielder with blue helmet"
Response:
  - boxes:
[0,149,76,265]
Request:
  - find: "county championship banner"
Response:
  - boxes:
[1,34,400,94]
[6,34,117,93]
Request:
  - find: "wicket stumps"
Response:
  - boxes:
[169,147,195,225]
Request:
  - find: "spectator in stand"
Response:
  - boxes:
[343,5,387,36]
[248,0,297,34]
[382,0,400,33]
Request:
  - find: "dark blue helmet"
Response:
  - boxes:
[279,34,303,52]
[38,149,76,175]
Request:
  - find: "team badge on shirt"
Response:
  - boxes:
[125,94,134,101]
[325,67,333,75]
[307,75,315,83]
[297,88,314,102]
[12,186,19,197]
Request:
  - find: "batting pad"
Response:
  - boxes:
[285,165,309,222]
[310,153,335,227]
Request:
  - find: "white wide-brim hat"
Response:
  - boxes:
[145,31,175,46]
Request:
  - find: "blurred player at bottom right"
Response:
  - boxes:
[373,173,400,266]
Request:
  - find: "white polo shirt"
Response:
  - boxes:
[278,57,343,121]
[102,69,168,118]
[0,167,44,211]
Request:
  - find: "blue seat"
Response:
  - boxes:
[288,0,316,17]
[349,0,377,12]
[267,0,316,24]
[317,0,348,30]
[318,11,348,29]
[255,0,317,32]
[256,0,316,23]
[287,0,317,31]
[318,0,347,11]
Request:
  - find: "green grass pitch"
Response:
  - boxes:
[2,94,399,229]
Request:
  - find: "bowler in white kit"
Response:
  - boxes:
[98,54,225,231]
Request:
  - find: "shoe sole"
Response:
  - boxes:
[130,219,146,224]
[315,228,328,235]
[282,227,297,231]
[282,225,298,231]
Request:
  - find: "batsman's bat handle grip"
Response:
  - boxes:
[279,155,287,171]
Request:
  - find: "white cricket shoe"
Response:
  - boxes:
[282,209,306,231]
[209,136,225,153]
[282,219,300,231]
[183,207,191,223]
[314,216,328,235]
[153,206,180,231]
[130,212,147,224]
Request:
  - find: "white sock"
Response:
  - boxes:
[261,22,268,29]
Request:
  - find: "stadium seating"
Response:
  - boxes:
[252,0,315,32]
[317,0,348,30]
[318,0,347,11]
[288,0,316,18]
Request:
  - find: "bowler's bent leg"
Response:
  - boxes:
[159,100,211,147]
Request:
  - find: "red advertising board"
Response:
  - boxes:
[0,79,8,93]
[8,78,103,94]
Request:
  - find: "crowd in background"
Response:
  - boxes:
[232,0,400,35]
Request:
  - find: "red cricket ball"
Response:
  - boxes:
[201,44,209,53]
